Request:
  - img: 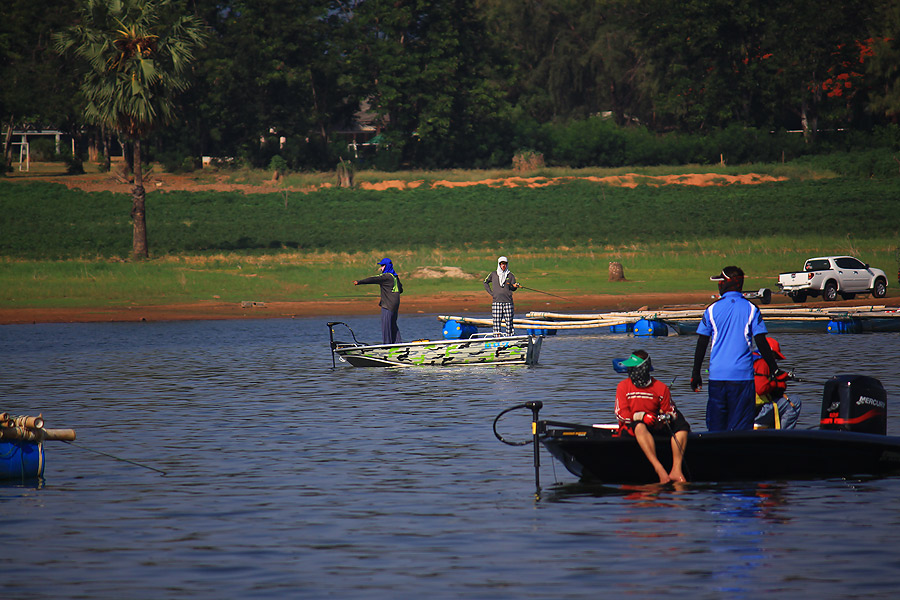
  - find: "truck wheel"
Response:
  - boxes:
[873,278,887,298]
[791,291,807,303]
[823,281,838,301]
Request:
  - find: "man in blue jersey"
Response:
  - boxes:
[690,266,780,431]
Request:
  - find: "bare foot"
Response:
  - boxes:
[668,470,687,483]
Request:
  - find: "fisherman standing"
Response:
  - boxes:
[483,256,520,336]
[354,258,403,344]
[691,266,780,431]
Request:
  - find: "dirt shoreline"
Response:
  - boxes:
[2,292,895,325]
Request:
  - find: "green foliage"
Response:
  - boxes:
[269,155,288,175]
[60,149,85,175]
[3,174,900,260]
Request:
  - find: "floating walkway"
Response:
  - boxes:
[438,305,900,335]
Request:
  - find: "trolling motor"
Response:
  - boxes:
[820,375,887,435]
[493,401,544,494]
[327,321,364,368]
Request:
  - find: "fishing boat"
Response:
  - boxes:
[328,322,542,367]
[495,375,900,488]
[1,412,76,480]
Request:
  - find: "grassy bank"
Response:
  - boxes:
[2,240,897,309]
[2,167,898,309]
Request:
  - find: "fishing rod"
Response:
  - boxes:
[63,440,167,475]
[516,285,568,300]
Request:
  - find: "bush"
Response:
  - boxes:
[512,149,544,171]
[59,150,85,175]
[269,155,288,176]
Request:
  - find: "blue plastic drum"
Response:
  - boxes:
[0,441,44,480]
[633,318,668,337]
[827,318,863,334]
[442,320,478,339]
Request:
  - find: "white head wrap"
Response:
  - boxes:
[497,256,510,286]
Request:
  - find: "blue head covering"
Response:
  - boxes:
[378,258,397,276]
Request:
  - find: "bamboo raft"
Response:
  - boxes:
[438,305,900,334]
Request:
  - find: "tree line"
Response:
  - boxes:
[3,0,900,173]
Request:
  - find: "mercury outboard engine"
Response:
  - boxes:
[820,375,887,435]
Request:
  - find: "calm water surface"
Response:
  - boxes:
[2,315,900,599]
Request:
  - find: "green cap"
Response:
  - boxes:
[621,353,647,367]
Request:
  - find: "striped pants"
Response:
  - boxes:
[491,302,515,336]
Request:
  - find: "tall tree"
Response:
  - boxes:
[343,0,510,168]
[0,0,80,170]
[177,0,351,169]
[55,0,207,258]
[479,0,651,126]
[866,0,900,122]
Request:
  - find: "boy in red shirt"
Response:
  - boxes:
[615,350,690,483]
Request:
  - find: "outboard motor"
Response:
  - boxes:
[820,375,887,435]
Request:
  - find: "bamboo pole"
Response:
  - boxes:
[0,427,76,442]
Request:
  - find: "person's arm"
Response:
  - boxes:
[659,385,675,416]
[754,333,779,375]
[355,274,387,286]
[691,334,710,391]
[509,273,520,290]
[483,273,493,295]
[614,382,631,423]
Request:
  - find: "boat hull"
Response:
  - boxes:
[0,441,44,480]
[541,425,900,484]
[334,335,542,367]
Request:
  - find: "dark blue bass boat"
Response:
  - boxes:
[496,375,900,489]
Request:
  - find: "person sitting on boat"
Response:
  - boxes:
[615,350,690,483]
[353,258,403,344]
[483,256,520,336]
[753,338,801,429]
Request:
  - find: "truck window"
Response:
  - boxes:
[835,257,866,269]
[805,259,830,271]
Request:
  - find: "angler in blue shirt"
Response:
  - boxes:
[691,266,781,431]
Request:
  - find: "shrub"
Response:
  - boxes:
[512,149,544,171]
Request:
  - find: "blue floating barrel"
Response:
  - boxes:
[527,328,548,335]
[633,318,668,337]
[0,441,44,480]
[827,318,863,334]
[608,323,633,334]
[442,319,478,339]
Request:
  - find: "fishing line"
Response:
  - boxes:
[63,441,167,475]
[665,375,691,481]
[516,285,568,300]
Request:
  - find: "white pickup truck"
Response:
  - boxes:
[778,256,888,302]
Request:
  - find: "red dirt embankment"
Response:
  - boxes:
[32,171,787,194]
[2,293,896,325]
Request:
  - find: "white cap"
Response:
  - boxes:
[498,256,508,263]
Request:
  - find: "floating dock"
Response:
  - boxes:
[438,305,900,335]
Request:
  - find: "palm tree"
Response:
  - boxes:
[56,0,207,258]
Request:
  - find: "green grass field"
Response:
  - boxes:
[1,166,898,308]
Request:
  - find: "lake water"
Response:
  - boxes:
[2,314,900,599]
